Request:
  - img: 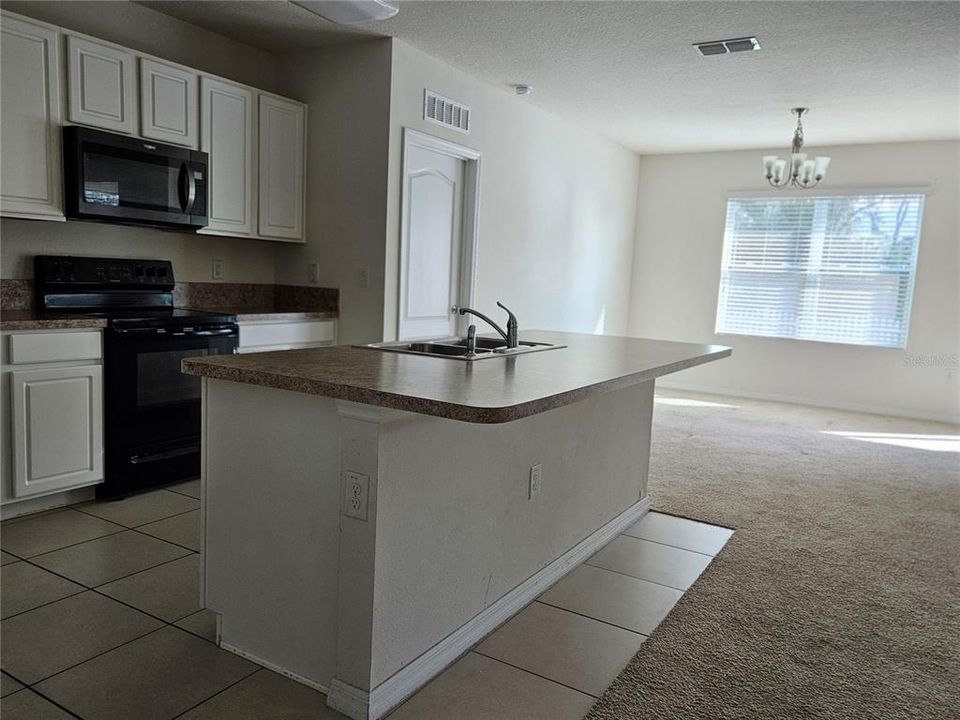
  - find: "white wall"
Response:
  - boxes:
[0,1,280,284]
[274,40,394,344]
[383,40,640,341]
[628,140,960,422]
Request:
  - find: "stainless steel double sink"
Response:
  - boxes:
[358,336,564,361]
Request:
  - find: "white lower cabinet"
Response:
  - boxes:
[2,330,105,505]
[10,365,103,498]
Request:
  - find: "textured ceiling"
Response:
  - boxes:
[138,1,960,153]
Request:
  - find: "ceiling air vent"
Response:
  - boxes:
[694,36,761,57]
[424,90,471,134]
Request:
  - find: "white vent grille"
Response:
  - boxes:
[423,90,471,134]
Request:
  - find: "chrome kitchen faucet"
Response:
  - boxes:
[458,302,518,348]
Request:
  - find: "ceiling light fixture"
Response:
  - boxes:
[291,0,399,26]
[763,108,831,189]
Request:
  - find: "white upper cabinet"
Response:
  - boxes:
[66,35,135,133]
[200,77,255,236]
[258,94,306,241]
[0,13,64,220]
[140,58,198,148]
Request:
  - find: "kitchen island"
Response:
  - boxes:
[182,330,730,719]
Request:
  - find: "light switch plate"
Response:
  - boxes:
[342,470,369,521]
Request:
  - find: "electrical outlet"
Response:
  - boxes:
[309,262,320,284]
[358,266,370,288]
[211,259,224,281]
[342,470,369,521]
[528,463,542,499]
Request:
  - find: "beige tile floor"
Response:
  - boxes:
[1,484,731,720]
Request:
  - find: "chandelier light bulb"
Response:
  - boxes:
[764,108,830,189]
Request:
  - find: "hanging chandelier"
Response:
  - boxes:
[763,108,831,188]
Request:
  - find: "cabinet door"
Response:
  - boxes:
[10,365,103,498]
[258,95,305,241]
[140,58,198,148]
[199,77,255,235]
[0,13,64,220]
[67,35,135,133]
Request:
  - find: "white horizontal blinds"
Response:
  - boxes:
[716,194,925,348]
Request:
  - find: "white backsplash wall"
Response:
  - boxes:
[628,140,960,422]
[0,219,276,284]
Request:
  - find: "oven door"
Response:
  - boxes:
[102,326,236,496]
[64,126,208,229]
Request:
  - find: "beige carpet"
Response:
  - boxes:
[587,391,959,720]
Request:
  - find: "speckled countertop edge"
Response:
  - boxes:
[0,311,108,331]
[183,344,732,424]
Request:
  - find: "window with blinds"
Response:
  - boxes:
[715,193,925,348]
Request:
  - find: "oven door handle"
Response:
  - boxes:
[178,162,197,214]
[111,328,167,336]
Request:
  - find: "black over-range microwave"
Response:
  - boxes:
[63,126,209,229]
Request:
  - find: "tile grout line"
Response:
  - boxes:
[0,585,88,623]
[470,650,599,700]
[72,503,199,531]
[16,619,220,696]
[3,496,199,560]
[167,667,265,720]
[619,531,728,558]
[16,624,170,689]
[532,599,654,638]
[128,524,200,555]
[13,551,198,616]
[11,517,197,573]
[5,526,128,562]
[582,560,695,593]
[163,487,201,501]
[6,686,85,719]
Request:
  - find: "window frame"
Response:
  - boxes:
[715,187,928,349]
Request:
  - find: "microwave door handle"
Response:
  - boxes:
[178,162,197,213]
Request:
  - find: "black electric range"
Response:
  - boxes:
[35,255,239,498]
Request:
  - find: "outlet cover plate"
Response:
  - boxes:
[343,470,369,521]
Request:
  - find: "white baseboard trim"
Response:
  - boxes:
[656,380,960,425]
[219,640,329,694]
[327,678,372,720]
[356,496,652,720]
[1,486,96,520]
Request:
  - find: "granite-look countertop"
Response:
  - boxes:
[0,310,108,331]
[182,330,731,424]
[197,307,339,322]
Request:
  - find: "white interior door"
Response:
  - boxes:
[399,140,467,340]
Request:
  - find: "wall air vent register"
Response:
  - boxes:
[423,89,471,134]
